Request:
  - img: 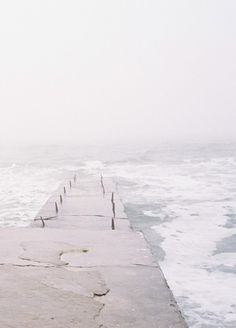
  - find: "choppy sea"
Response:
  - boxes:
[0,143,235,328]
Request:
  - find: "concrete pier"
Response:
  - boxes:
[0,174,187,327]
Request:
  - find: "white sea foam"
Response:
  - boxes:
[0,165,64,226]
[152,204,236,327]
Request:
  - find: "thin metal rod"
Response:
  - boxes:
[35,215,57,221]
[55,202,58,213]
[101,174,106,196]
[40,216,45,228]
[111,192,115,218]
[111,218,115,230]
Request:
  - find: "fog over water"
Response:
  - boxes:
[0,2,236,328]
[0,0,236,145]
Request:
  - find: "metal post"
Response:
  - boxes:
[40,216,45,228]
[55,202,58,213]
[101,174,105,196]
[111,192,114,203]
[111,218,115,230]
[111,192,115,218]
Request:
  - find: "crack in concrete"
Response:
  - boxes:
[0,263,53,268]
[39,279,108,300]
[134,263,159,268]
[60,214,107,217]
[20,244,88,267]
[0,262,157,269]
[19,253,67,267]
[93,303,105,326]
[93,288,110,298]
[66,264,158,269]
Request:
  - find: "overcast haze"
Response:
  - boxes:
[0,0,235,145]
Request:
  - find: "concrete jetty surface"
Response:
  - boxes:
[0,174,187,327]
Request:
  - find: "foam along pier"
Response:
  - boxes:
[0,174,188,327]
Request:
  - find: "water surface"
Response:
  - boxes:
[0,143,235,327]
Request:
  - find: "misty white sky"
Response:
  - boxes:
[0,0,235,144]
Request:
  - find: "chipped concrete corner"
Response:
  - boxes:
[0,174,188,327]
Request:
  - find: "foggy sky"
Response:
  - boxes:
[0,0,235,145]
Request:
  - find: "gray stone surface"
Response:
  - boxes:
[0,265,104,328]
[0,229,155,267]
[96,266,186,328]
[0,174,187,327]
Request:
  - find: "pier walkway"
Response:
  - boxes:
[0,174,187,327]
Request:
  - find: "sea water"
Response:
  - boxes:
[0,143,235,327]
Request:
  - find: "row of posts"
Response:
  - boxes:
[54,174,77,214]
[39,174,77,228]
[101,174,116,230]
[40,174,116,230]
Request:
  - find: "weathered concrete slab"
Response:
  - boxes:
[38,196,113,218]
[0,228,155,267]
[0,265,106,328]
[36,175,127,220]
[37,193,126,219]
[50,175,117,198]
[94,266,186,328]
[0,174,187,327]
